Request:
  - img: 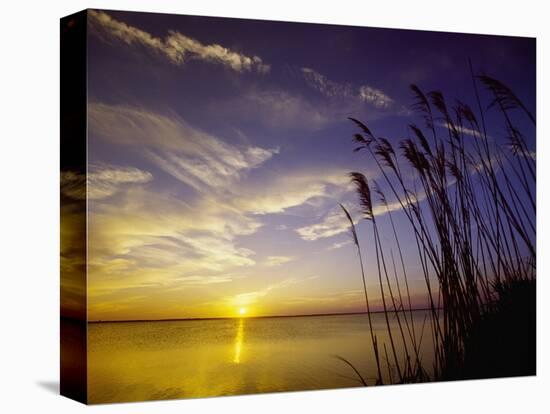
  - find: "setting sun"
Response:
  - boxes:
[239,307,247,316]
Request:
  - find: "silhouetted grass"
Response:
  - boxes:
[340,68,535,385]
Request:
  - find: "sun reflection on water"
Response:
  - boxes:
[233,318,245,364]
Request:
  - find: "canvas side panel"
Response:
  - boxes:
[60,10,88,404]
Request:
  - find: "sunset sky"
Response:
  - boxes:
[69,9,535,321]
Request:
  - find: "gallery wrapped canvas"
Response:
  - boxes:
[60,9,536,405]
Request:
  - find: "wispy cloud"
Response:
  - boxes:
[327,240,353,250]
[234,169,349,215]
[84,99,378,320]
[301,67,394,109]
[214,69,395,132]
[294,199,401,243]
[439,122,485,139]
[265,255,294,266]
[296,207,353,241]
[89,10,270,73]
[301,67,354,98]
[87,187,263,301]
[358,85,394,109]
[89,103,279,192]
[296,184,427,242]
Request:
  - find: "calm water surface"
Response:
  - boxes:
[88,312,435,403]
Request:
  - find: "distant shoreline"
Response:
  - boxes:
[86,307,437,324]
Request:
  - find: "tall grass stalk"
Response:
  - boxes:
[342,70,535,382]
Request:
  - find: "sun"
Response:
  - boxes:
[239,307,247,316]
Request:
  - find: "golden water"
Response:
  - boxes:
[87,312,434,403]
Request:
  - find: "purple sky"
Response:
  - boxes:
[82,9,535,320]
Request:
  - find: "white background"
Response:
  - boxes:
[0,0,548,412]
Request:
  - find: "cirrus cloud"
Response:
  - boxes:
[302,67,394,110]
[88,103,279,192]
[89,10,270,73]
[265,255,294,267]
[296,207,354,241]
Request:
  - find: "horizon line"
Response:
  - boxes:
[85,307,438,324]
